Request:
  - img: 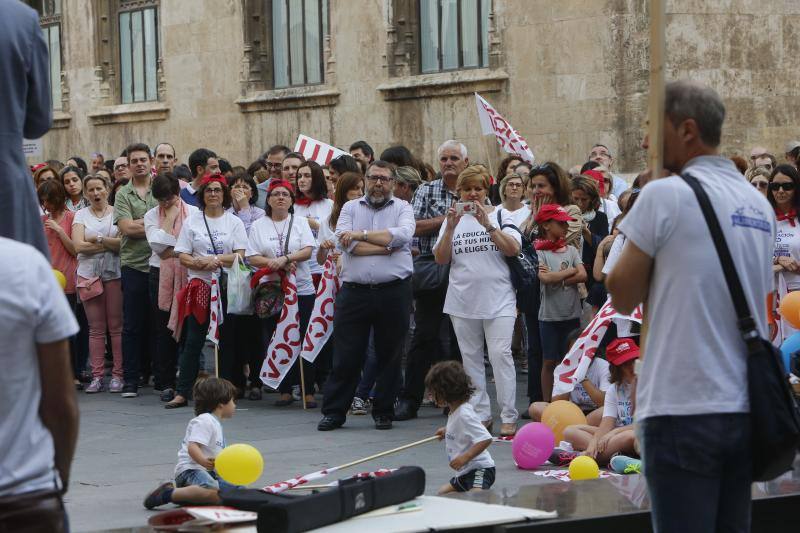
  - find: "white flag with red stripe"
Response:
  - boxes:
[300,257,339,363]
[551,298,642,397]
[206,271,224,345]
[260,272,301,389]
[475,92,535,164]
[294,134,348,166]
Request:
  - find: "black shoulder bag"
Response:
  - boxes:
[682,173,800,481]
[497,210,539,312]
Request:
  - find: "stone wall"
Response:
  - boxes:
[37,0,800,174]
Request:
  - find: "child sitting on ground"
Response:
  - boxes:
[550,338,639,469]
[144,377,237,509]
[427,361,495,494]
[529,329,611,426]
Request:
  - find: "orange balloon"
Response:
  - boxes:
[779,292,800,329]
[541,400,587,443]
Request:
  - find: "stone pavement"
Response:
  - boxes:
[66,376,555,532]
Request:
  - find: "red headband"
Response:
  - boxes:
[31,163,47,173]
[582,169,605,196]
[268,179,295,195]
[199,173,227,188]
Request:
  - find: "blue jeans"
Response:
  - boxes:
[121,266,152,386]
[175,468,236,492]
[538,318,580,361]
[640,413,752,533]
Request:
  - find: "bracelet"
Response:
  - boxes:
[486,225,497,233]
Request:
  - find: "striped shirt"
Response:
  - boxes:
[411,178,458,255]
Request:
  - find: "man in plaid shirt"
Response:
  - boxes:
[395,140,467,421]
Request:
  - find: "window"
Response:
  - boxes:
[26,0,63,110]
[271,0,329,88]
[419,0,489,73]
[118,2,159,103]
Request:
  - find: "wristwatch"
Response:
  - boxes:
[362,230,368,242]
[486,225,497,233]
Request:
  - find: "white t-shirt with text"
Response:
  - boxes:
[774,217,800,291]
[174,211,248,284]
[569,358,612,410]
[445,403,495,476]
[246,215,317,296]
[603,381,634,427]
[294,199,333,276]
[174,413,225,477]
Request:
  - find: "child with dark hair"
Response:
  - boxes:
[426,361,495,494]
[143,377,238,509]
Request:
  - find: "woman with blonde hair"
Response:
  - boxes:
[434,165,521,436]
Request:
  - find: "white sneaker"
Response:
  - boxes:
[291,385,302,401]
[350,397,368,415]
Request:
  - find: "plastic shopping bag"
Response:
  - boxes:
[227,254,253,315]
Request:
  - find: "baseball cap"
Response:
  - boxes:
[534,204,576,224]
[606,338,640,366]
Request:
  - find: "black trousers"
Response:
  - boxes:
[148,267,179,390]
[322,278,412,420]
[399,287,460,409]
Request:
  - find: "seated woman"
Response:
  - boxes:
[528,330,611,426]
[551,337,639,466]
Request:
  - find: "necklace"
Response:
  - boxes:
[90,204,109,219]
[271,216,289,250]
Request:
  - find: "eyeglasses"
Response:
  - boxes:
[270,191,291,198]
[114,164,128,170]
[769,182,795,192]
[205,188,223,195]
[265,162,282,169]
[506,182,523,189]
[751,181,769,190]
[366,175,394,183]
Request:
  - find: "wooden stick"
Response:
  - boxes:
[214,344,219,378]
[334,436,440,471]
[299,357,307,409]
[288,484,332,491]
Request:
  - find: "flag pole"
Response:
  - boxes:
[299,357,308,409]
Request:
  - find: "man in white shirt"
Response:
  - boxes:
[587,144,628,198]
[0,238,79,530]
[607,80,774,533]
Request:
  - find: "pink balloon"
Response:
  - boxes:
[512,422,555,469]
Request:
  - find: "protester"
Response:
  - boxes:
[294,161,333,286]
[61,165,89,212]
[246,179,316,406]
[498,173,530,227]
[91,152,105,173]
[349,140,375,167]
[66,156,88,174]
[182,148,219,207]
[114,143,159,397]
[785,140,800,168]
[167,175,247,408]
[554,337,639,466]
[750,146,777,171]
[394,165,423,202]
[318,160,415,431]
[607,80,774,533]
[155,143,177,174]
[587,144,628,197]
[745,165,770,197]
[535,204,587,401]
[522,162,583,247]
[143,377,237,508]
[227,171,265,234]
[0,237,78,531]
[254,145,289,209]
[113,156,130,183]
[72,174,123,393]
[109,177,129,206]
[34,164,58,189]
[281,152,305,188]
[396,140,465,422]
[433,165,521,436]
[328,154,362,191]
[492,155,525,204]
[428,361,495,494]
[515,161,533,180]
[144,174,200,401]
[768,164,800,343]
[571,176,609,309]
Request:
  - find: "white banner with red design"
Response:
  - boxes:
[475,93,535,163]
[259,272,301,389]
[552,298,643,397]
[301,257,340,363]
[294,134,348,166]
[261,468,395,494]
[206,271,224,345]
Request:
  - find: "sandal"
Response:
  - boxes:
[274,395,295,407]
[165,397,188,409]
[304,396,318,409]
[500,422,517,437]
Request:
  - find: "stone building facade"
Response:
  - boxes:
[28,0,800,172]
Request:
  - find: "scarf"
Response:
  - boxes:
[169,278,211,341]
[534,238,567,251]
[159,200,189,314]
[776,208,797,227]
[294,194,313,207]
[582,209,597,223]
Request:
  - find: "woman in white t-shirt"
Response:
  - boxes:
[167,175,248,409]
[559,338,639,466]
[498,173,531,228]
[316,172,364,268]
[434,165,522,437]
[71,174,122,393]
[246,179,316,407]
[768,165,800,343]
[293,161,333,287]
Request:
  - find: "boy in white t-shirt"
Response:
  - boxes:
[143,377,237,509]
[426,361,495,494]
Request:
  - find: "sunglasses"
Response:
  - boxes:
[770,182,795,192]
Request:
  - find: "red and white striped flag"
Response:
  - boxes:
[206,271,224,345]
[261,468,396,494]
[475,92,535,163]
[300,257,339,363]
[260,272,301,389]
[294,134,348,166]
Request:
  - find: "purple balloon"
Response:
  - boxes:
[512,422,555,469]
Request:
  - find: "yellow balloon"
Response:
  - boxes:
[215,444,264,486]
[569,455,600,480]
[52,269,66,291]
[541,400,587,443]
[779,292,800,329]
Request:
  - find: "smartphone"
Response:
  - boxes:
[455,202,475,216]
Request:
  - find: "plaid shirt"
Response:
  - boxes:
[411,178,459,255]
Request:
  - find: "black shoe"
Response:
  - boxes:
[143,481,174,510]
[138,375,151,388]
[394,401,417,421]
[317,416,344,431]
[121,383,138,398]
[374,415,393,430]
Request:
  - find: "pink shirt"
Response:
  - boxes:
[42,211,77,294]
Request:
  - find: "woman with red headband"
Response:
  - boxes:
[165,174,248,409]
[246,179,316,406]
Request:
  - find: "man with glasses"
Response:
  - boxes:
[154,143,177,174]
[113,156,130,183]
[114,143,159,398]
[395,140,466,422]
[255,144,290,210]
[588,144,629,198]
[318,160,415,432]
